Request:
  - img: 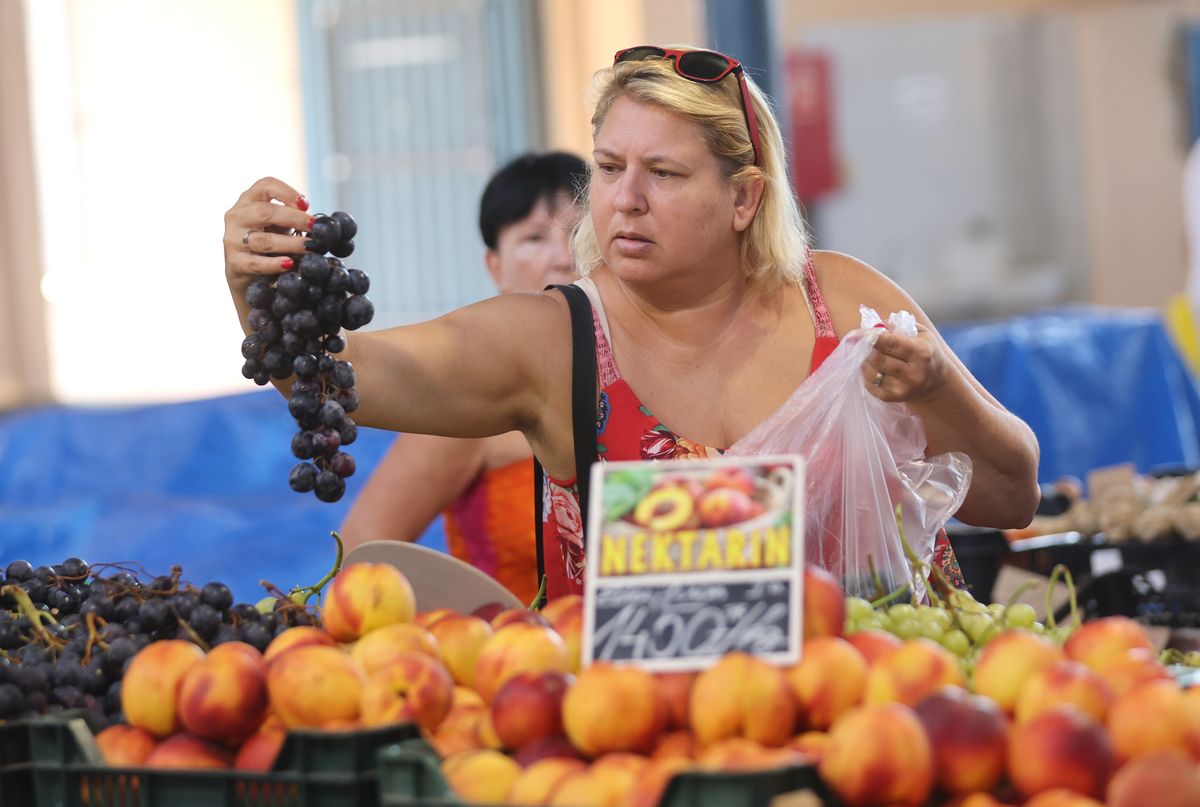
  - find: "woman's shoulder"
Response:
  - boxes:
[808,249,919,335]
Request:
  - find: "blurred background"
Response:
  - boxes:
[4,0,1200,603]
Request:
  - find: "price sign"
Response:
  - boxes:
[582,455,805,672]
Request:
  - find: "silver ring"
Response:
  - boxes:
[872,371,884,387]
[242,229,257,248]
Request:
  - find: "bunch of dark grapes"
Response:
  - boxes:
[0,558,314,726]
[239,210,373,503]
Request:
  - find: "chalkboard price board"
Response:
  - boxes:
[582,456,805,672]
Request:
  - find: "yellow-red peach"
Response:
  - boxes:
[1063,616,1154,674]
[651,730,696,762]
[540,594,583,626]
[588,753,649,803]
[654,671,695,731]
[451,686,484,711]
[491,670,572,751]
[263,626,335,664]
[1023,790,1104,807]
[512,734,587,767]
[429,705,486,758]
[543,596,583,672]
[1106,750,1200,807]
[548,768,625,807]
[360,650,454,732]
[699,737,804,772]
[786,636,867,731]
[266,644,365,728]
[508,757,587,806]
[1007,706,1115,800]
[321,562,416,642]
[349,622,439,675]
[626,757,694,807]
[178,641,269,747]
[846,628,902,665]
[428,613,493,689]
[415,608,457,630]
[441,748,521,804]
[804,564,846,639]
[1015,660,1113,725]
[473,623,571,703]
[144,733,232,769]
[819,703,934,807]
[863,638,965,707]
[492,608,551,631]
[121,639,206,737]
[234,729,285,772]
[563,662,664,756]
[971,629,1064,713]
[94,724,158,766]
[1107,679,1193,760]
[1098,647,1173,697]
[788,731,830,764]
[913,685,1008,796]
[691,652,798,747]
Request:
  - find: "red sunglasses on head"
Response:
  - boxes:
[613,45,763,167]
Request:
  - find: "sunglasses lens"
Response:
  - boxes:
[676,51,732,81]
[616,46,666,64]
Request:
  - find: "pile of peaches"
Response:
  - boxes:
[91,560,1199,807]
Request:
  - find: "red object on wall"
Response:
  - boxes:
[788,49,840,201]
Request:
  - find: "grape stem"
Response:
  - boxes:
[529,575,548,611]
[1043,563,1080,632]
[1,583,64,649]
[295,530,345,606]
[82,611,109,665]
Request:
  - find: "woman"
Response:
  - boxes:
[338,152,585,604]
[224,46,1040,602]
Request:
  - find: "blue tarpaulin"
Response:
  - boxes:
[2,306,1199,602]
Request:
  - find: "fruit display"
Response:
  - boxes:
[3,554,1198,807]
[239,209,374,503]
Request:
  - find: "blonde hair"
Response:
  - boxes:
[571,53,809,291]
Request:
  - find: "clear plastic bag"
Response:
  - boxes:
[727,306,973,598]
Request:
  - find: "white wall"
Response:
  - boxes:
[25,0,308,404]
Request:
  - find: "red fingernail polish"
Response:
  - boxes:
[281,258,295,269]
[306,216,315,229]
[297,195,310,212]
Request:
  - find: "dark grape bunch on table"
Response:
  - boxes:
[0,557,314,726]
[238,210,375,503]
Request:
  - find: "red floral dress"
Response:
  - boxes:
[540,264,965,601]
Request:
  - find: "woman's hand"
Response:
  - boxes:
[222,177,314,293]
[861,325,950,404]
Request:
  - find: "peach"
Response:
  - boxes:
[349,622,440,675]
[846,628,902,665]
[1106,750,1200,807]
[492,608,552,630]
[234,729,285,772]
[632,485,695,531]
[863,638,965,707]
[266,644,365,728]
[441,748,521,804]
[944,795,1014,807]
[179,642,269,746]
[804,564,846,639]
[1107,679,1193,760]
[471,601,507,622]
[818,703,934,807]
[651,730,697,762]
[691,652,797,747]
[1063,616,1154,673]
[1185,685,1200,756]
[913,685,1008,796]
[263,626,335,664]
[654,671,695,730]
[1015,660,1113,724]
[971,629,1064,713]
[1098,647,1173,697]
[427,613,493,688]
[626,757,694,807]
[513,733,587,767]
[1007,706,1115,800]
[549,768,626,807]
[1023,791,1104,807]
[703,467,757,495]
[94,724,158,766]
[697,486,760,528]
[451,686,484,711]
[360,650,454,732]
[543,596,583,672]
[788,730,830,763]
[508,757,587,806]
[563,662,664,756]
[415,607,457,630]
[321,562,416,642]
[121,639,206,737]
[588,752,649,802]
[786,636,867,730]
[698,737,804,771]
[429,705,486,758]
[143,733,233,769]
[473,623,571,703]
[476,709,504,750]
[491,670,572,751]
